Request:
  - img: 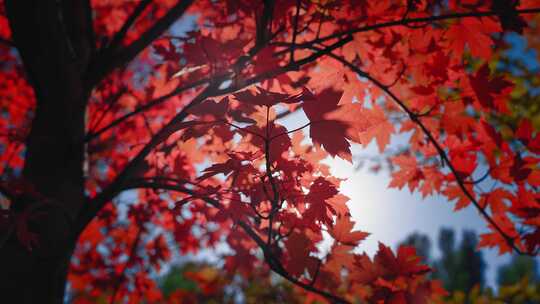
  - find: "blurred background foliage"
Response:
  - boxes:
[401,229,539,304]
[156,227,539,304]
[159,261,304,303]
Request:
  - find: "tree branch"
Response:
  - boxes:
[273,7,540,50]
[75,33,351,238]
[75,84,215,234]
[270,121,312,141]
[289,0,302,63]
[85,0,194,88]
[256,0,275,47]
[109,226,143,304]
[107,0,153,52]
[122,180,351,304]
[318,48,528,255]
[85,18,345,142]
[85,77,208,142]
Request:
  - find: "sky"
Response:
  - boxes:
[327,142,509,288]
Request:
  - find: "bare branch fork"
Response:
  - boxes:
[85,0,195,88]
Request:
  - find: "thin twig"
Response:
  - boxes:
[286,8,540,50]
[270,121,312,141]
[290,0,302,63]
[109,226,143,304]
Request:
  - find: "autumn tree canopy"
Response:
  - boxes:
[1,1,540,303]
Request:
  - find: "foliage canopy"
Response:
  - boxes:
[1,0,540,303]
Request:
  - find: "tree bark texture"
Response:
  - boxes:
[1,1,93,303]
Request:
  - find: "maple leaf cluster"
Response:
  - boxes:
[1,0,540,303]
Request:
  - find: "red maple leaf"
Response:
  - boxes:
[303,88,353,160]
[469,64,513,109]
[329,215,369,246]
[304,177,339,227]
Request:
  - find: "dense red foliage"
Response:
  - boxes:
[1,1,540,303]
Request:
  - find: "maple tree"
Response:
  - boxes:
[1,0,540,303]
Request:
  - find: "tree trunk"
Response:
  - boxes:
[1,1,93,303]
